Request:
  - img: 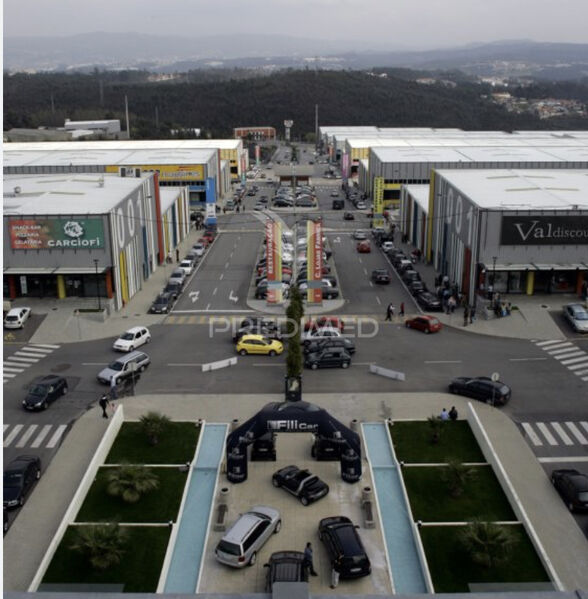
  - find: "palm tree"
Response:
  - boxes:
[106,465,159,504]
[70,523,126,570]
[140,411,171,446]
[427,414,443,444]
[459,520,517,569]
[442,459,477,498]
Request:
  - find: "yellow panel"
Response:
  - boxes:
[119,250,129,304]
[105,164,204,180]
[526,270,535,295]
[373,177,385,227]
[383,183,402,190]
[56,274,66,299]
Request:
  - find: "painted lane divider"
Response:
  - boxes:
[201,357,238,372]
[369,363,406,381]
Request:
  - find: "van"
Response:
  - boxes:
[215,505,281,567]
[97,351,150,385]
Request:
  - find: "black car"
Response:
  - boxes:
[408,280,426,295]
[415,291,442,311]
[149,292,176,314]
[272,465,330,506]
[3,455,41,509]
[332,199,344,210]
[251,433,277,462]
[551,469,588,512]
[22,375,68,411]
[371,269,391,284]
[448,376,512,406]
[305,348,351,370]
[343,212,355,221]
[163,280,183,300]
[402,270,421,284]
[273,198,294,208]
[295,197,315,208]
[240,317,280,333]
[303,337,356,356]
[318,516,371,579]
[264,551,308,592]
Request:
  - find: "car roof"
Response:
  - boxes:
[39,375,62,383]
[240,334,272,342]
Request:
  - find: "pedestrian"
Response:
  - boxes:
[470,305,476,323]
[385,302,394,321]
[463,305,469,327]
[449,406,458,421]
[110,376,118,400]
[400,302,405,317]
[303,542,318,576]
[439,408,449,421]
[449,296,456,314]
[330,558,341,589]
[99,394,110,419]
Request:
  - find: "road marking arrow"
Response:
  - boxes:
[229,290,239,303]
[333,236,341,243]
[189,291,200,303]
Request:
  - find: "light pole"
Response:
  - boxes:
[492,256,497,301]
[93,259,102,311]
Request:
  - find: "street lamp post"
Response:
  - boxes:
[93,259,102,311]
[491,256,497,301]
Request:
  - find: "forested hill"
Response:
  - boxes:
[3,69,582,138]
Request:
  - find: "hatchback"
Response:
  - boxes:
[191,243,205,257]
[357,241,371,253]
[163,280,183,300]
[4,455,41,509]
[178,260,194,275]
[97,351,151,384]
[448,376,511,405]
[215,506,281,568]
[113,326,151,352]
[563,303,588,333]
[149,292,175,314]
[236,334,283,356]
[305,347,351,370]
[353,230,367,240]
[405,315,442,334]
[303,337,356,356]
[22,375,68,411]
[169,268,186,287]
[551,469,588,512]
[264,551,308,592]
[4,307,31,329]
[343,212,355,221]
[371,269,391,284]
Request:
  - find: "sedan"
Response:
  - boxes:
[233,325,282,343]
[113,326,151,352]
[302,327,342,345]
[3,455,41,509]
[169,268,186,287]
[273,198,294,208]
[343,212,355,221]
[408,280,426,295]
[551,469,588,512]
[563,303,588,333]
[405,315,442,334]
[371,269,391,284]
[353,230,367,240]
[415,291,442,311]
[304,317,345,332]
[254,202,266,211]
[4,307,31,329]
[191,243,206,257]
[305,348,352,370]
[357,241,371,253]
[149,292,175,314]
[22,375,68,411]
[272,465,329,506]
[303,337,356,356]
[178,260,194,275]
[448,376,512,406]
[236,334,284,356]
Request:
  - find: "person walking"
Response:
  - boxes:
[303,542,318,576]
[385,302,394,321]
[99,394,110,419]
[449,406,458,421]
[463,305,469,327]
[399,302,405,317]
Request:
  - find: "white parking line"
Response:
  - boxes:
[551,422,574,446]
[555,351,585,361]
[219,273,224,280]
[46,424,67,449]
[521,423,542,446]
[536,423,558,446]
[31,425,52,448]
[31,344,60,349]
[509,357,547,362]
[560,355,588,365]
[566,422,588,445]
[375,296,381,305]
[168,363,203,366]
[4,355,38,363]
[16,425,39,448]
[424,360,462,364]
[4,424,24,447]
[213,287,218,296]
[82,362,108,366]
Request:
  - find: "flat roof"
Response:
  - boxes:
[403,184,430,211]
[435,169,588,210]
[4,139,241,151]
[3,173,148,215]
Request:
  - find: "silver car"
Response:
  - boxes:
[563,303,588,333]
[215,505,281,568]
[97,351,150,384]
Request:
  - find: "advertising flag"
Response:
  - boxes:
[265,220,282,303]
[373,176,385,228]
[306,220,323,304]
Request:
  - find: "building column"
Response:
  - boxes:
[575,270,585,297]
[56,275,66,299]
[105,269,114,299]
[7,276,17,299]
[526,270,535,296]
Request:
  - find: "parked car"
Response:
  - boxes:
[254,202,266,211]
[402,270,421,284]
[178,260,194,275]
[357,240,371,253]
[305,317,344,333]
[272,465,329,506]
[343,212,355,221]
[3,455,41,509]
[305,347,351,370]
[273,198,294,208]
[332,199,344,210]
[371,269,391,284]
[302,327,342,345]
[240,317,280,333]
[169,268,186,287]
[97,351,150,385]
[355,201,367,210]
[551,469,588,512]
[264,551,308,591]
[150,292,175,314]
[236,334,284,356]
[381,241,395,252]
[215,506,281,568]
[408,280,426,295]
[353,230,367,240]
[233,325,282,343]
[318,516,371,579]
[397,261,415,275]
[191,243,205,257]
[202,230,216,243]
[22,375,68,411]
[4,307,31,329]
[254,282,290,300]
[391,253,409,268]
[415,291,442,311]
[405,315,442,334]
[295,197,315,208]
[563,303,588,333]
[113,326,151,352]
[163,280,183,300]
[303,337,356,356]
[448,376,512,405]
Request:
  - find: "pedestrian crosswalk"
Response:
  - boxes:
[532,339,588,382]
[521,421,588,447]
[164,314,383,326]
[3,423,68,450]
[3,344,61,384]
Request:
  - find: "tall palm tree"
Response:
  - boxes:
[459,520,517,569]
[140,411,171,446]
[70,523,126,570]
[106,465,159,504]
[442,459,477,498]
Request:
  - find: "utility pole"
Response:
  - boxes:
[125,95,131,139]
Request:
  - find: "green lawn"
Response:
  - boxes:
[42,525,170,593]
[420,524,550,593]
[75,467,187,523]
[402,465,516,522]
[106,421,200,464]
[390,420,485,463]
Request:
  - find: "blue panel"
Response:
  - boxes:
[171,204,178,248]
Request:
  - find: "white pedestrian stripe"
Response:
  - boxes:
[3,373,17,379]
[522,423,543,446]
[4,424,24,447]
[46,424,67,448]
[565,422,588,445]
[551,423,574,446]
[546,343,574,353]
[5,356,39,363]
[561,356,588,366]
[536,423,558,446]
[16,425,39,448]
[554,351,585,360]
[557,352,586,363]
[12,353,40,361]
[568,361,588,370]
[32,344,60,349]
[581,422,588,435]
[522,421,588,448]
[4,423,70,449]
[536,339,565,346]
[533,340,588,382]
[31,425,52,448]
[3,345,60,384]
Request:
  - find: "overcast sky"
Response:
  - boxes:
[4,0,588,48]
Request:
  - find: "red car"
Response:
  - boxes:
[304,317,345,333]
[405,315,442,334]
[202,231,216,242]
[357,240,371,253]
[198,237,210,247]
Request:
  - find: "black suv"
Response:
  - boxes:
[318,516,371,579]
[303,337,355,356]
[305,348,351,370]
[264,551,308,592]
[3,455,42,509]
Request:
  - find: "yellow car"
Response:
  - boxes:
[236,334,284,356]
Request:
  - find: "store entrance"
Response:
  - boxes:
[64,275,84,297]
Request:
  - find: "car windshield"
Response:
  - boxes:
[120,332,134,340]
[429,319,440,325]
[4,471,24,487]
[573,310,588,320]
[28,385,48,397]
[108,361,124,371]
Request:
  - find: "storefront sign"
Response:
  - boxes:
[306,220,323,304]
[9,218,105,250]
[373,177,385,228]
[105,164,205,181]
[501,215,588,246]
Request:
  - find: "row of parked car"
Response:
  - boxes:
[272,185,317,209]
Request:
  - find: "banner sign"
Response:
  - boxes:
[255,145,260,167]
[9,218,105,250]
[342,153,349,183]
[265,220,282,303]
[205,177,217,225]
[306,220,323,304]
[500,215,588,246]
[373,176,385,228]
[105,164,204,181]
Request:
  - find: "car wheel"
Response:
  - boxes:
[449,386,456,394]
[568,502,575,512]
[301,496,309,506]
[62,386,68,395]
[269,350,276,357]
[272,478,280,488]
[36,469,41,480]
[239,349,248,356]
[341,362,349,369]
[19,496,24,507]
[129,346,134,352]
[146,337,151,343]
[274,519,281,533]
[139,365,146,373]
[42,401,49,410]
[424,329,430,334]
[405,322,410,328]
[311,363,318,370]
[248,551,257,566]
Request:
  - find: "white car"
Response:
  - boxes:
[178,260,193,275]
[192,243,205,257]
[381,241,395,252]
[301,327,342,343]
[113,326,151,352]
[4,307,32,329]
